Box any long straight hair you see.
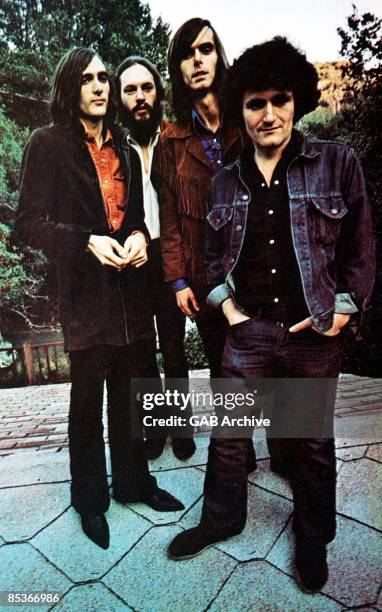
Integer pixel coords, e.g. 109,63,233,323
168,18,228,125
49,47,116,126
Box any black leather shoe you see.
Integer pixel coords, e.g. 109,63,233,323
295,538,328,593
143,486,185,511
114,485,185,512
172,437,196,460
168,524,235,560
80,513,109,549
145,437,167,460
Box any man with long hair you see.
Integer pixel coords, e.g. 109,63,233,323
16,47,183,550
115,56,191,461
160,18,256,469
168,38,374,594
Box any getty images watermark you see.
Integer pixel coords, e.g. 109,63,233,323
141,388,270,430
130,377,374,439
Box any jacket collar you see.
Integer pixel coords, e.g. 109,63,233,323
166,118,243,169
299,135,321,159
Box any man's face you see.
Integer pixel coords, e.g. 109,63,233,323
120,64,157,122
180,26,218,93
242,89,295,152
79,55,110,120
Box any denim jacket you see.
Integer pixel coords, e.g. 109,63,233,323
205,132,375,333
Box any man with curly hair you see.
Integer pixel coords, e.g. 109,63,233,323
168,38,375,593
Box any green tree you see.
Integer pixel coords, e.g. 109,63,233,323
0,105,28,209
0,106,48,329
337,4,382,92
337,6,382,376
0,0,170,103
0,221,47,329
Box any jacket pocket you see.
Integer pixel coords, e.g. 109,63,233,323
310,196,348,246
207,206,233,231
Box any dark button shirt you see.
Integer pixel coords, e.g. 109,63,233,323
233,132,309,323
192,109,224,174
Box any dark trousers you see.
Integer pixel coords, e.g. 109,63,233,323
195,306,228,381
69,341,155,515
148,240,189,381
201,318,346,543
144,240,190,438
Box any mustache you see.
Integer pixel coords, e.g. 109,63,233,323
132,102,152,113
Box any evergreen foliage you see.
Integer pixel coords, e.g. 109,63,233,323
0,0,170,100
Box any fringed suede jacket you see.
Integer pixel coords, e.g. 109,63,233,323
159,122,244,304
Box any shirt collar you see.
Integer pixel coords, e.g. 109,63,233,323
84,128,113,145
191,108,222,138
241,129,303,181
242,129,302,165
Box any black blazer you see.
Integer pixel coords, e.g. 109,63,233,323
16,121,155,351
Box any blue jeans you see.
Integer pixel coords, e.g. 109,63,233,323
201,318,346,543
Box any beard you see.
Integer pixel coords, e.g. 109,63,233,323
120,101,162,146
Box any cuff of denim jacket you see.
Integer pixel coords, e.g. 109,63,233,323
171,278,188,293
206,283,230,309
335,292,359,314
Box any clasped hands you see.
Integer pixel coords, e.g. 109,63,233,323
87,232,147,271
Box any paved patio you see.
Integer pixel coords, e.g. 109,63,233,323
0,372,381,611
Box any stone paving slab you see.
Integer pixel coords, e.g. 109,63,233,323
0,376,380,610
336,445,368,461
148,436,209,472
248,458,292,500
195,436,271,465
0,543,72,611
337,458,382,530
267,515,382,608
334,413,382,446
2,374,380,455
209,560,342,611
53,582,131,610
32,503,152,583
366,443,382,463
251,436,270,460
178,497,204,530
0,482,70,542
121,467,204,525
0,449,70,488
215,483,293,561
350,608,381,611
103,524,237,611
